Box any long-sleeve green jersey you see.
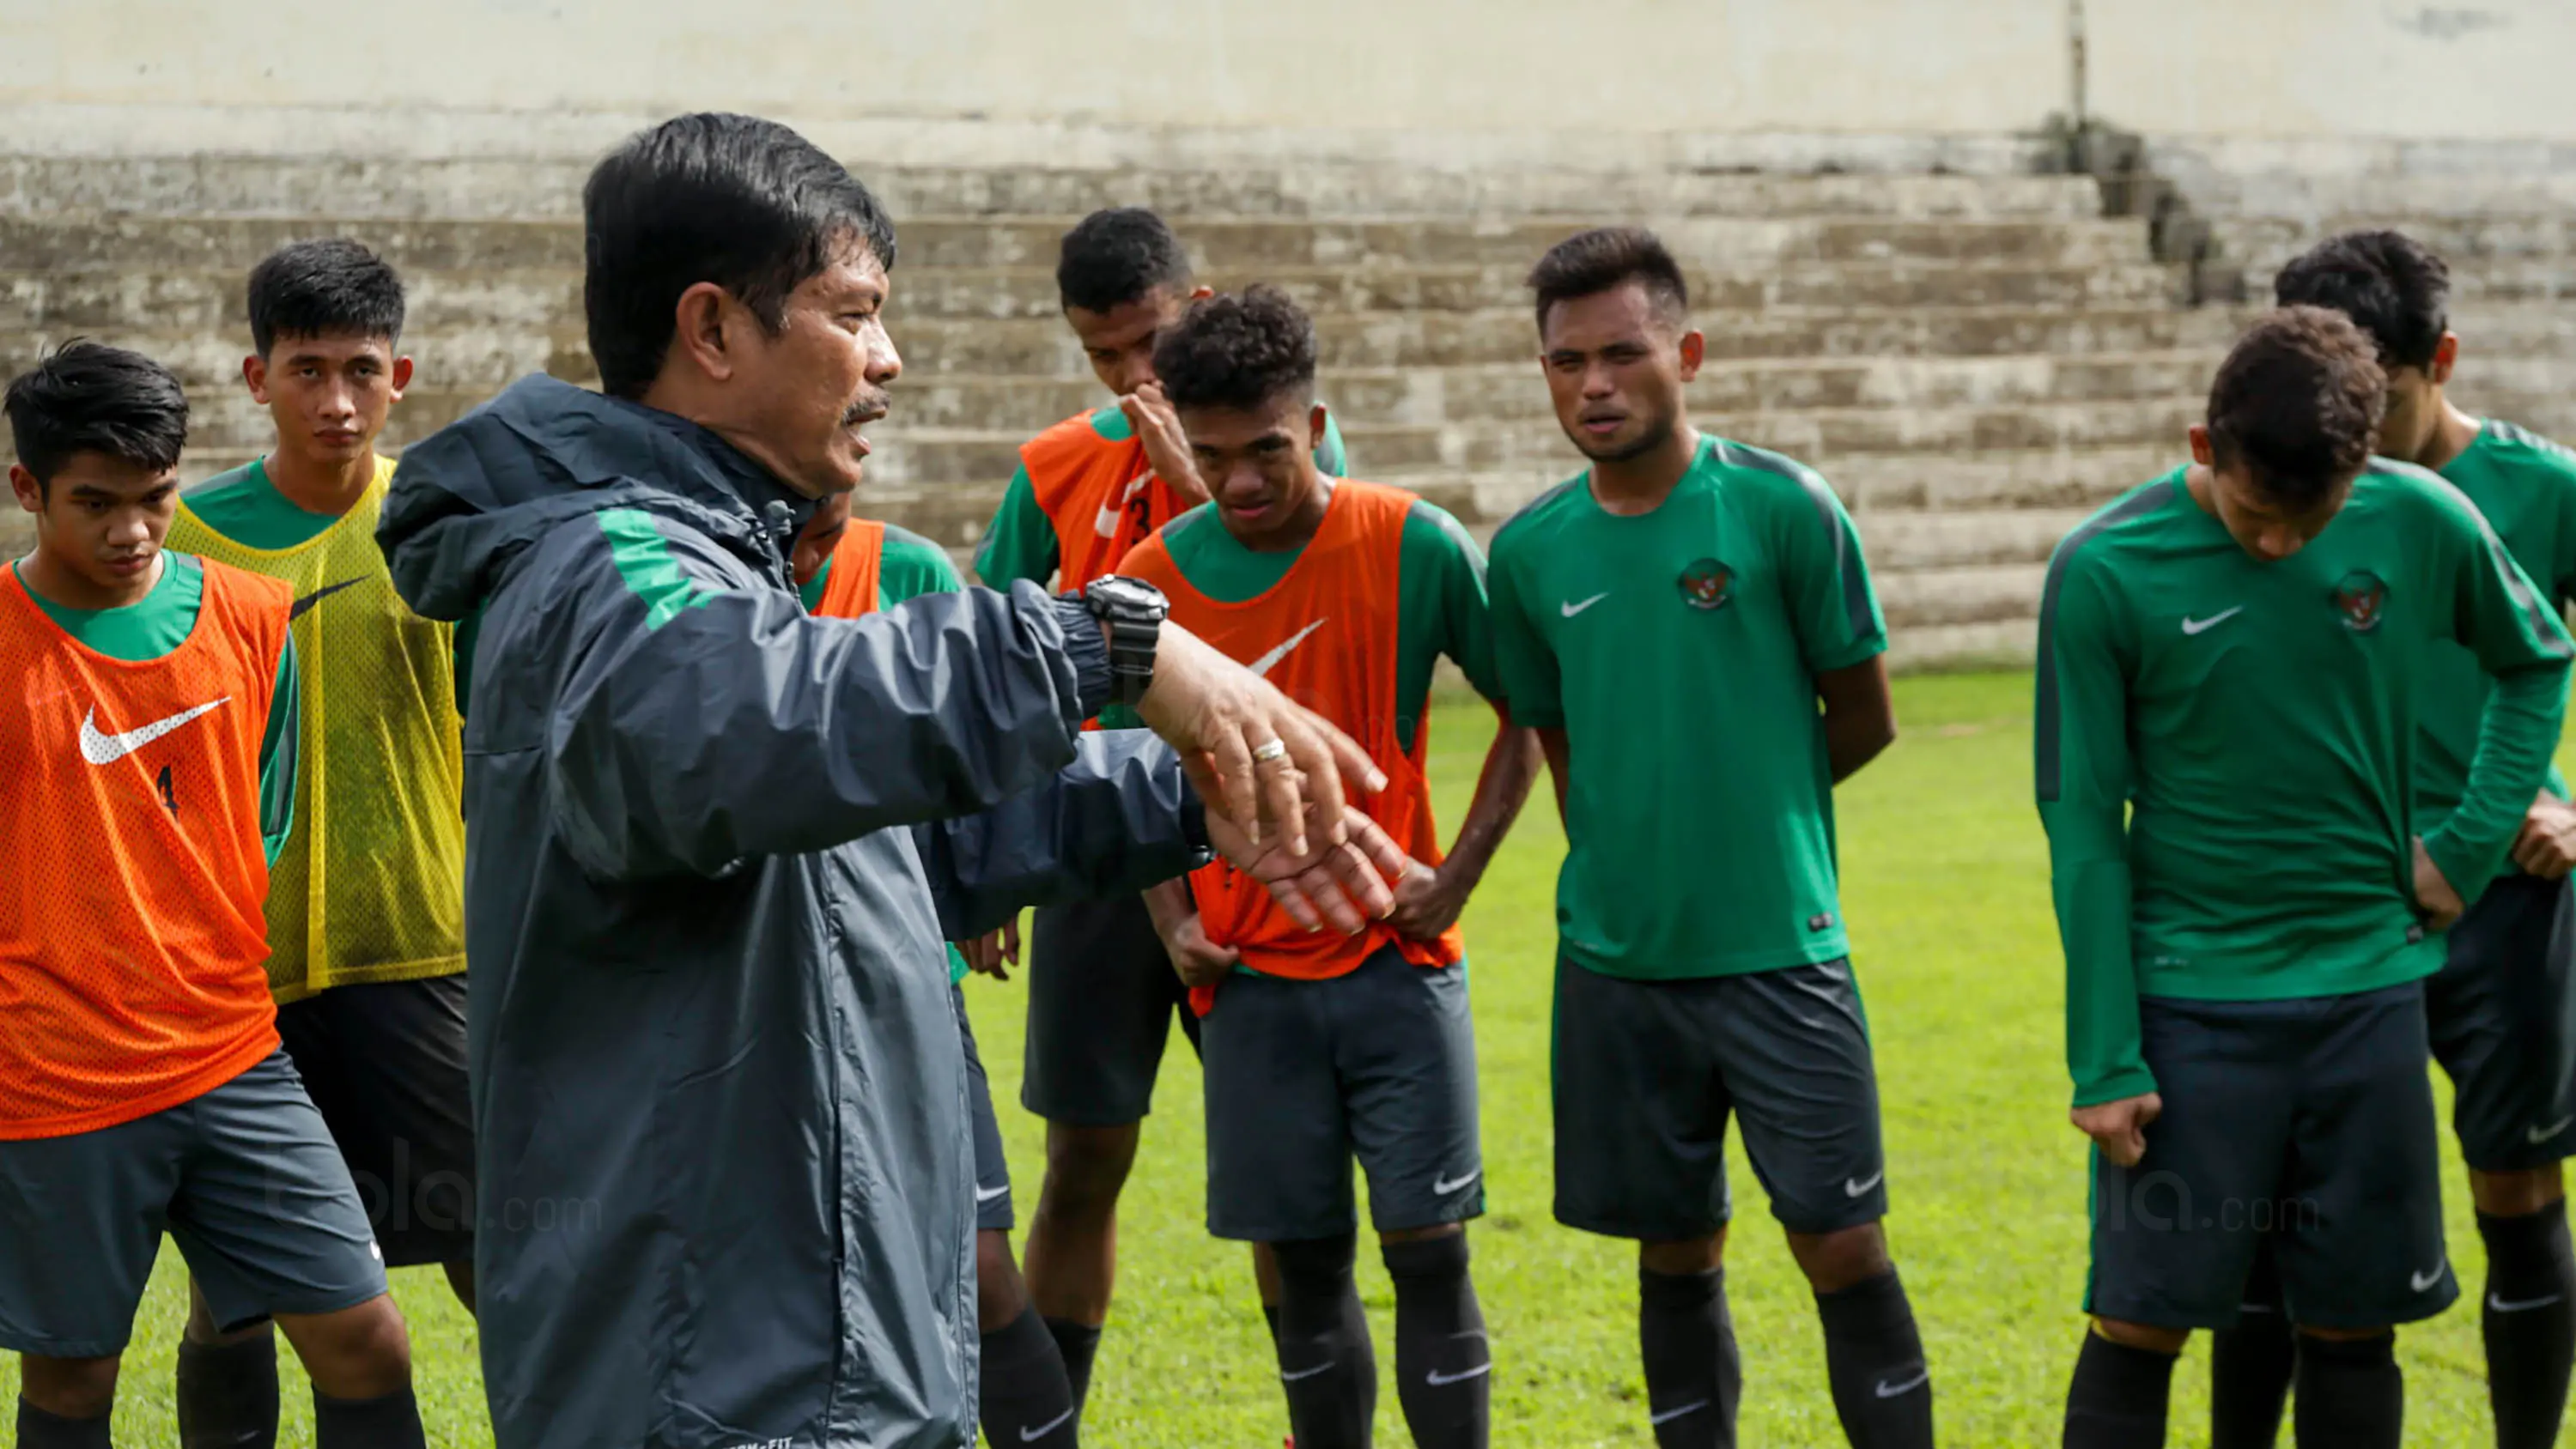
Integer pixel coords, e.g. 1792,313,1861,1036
2420,421,2576,832
2037,461,2573,1106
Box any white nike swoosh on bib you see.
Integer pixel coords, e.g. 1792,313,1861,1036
1561,591,1609,617
1248,619,1328,678
80,698,230,765
2181,605,2245,635
975,1184,1011,1203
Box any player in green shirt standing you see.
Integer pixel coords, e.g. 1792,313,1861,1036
1486,227,1928,1449
2202,233,2576,1449
2039,306,2574,1449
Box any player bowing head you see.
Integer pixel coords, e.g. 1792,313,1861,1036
2188,305,2385,561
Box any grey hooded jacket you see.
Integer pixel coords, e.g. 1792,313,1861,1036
377,375,1209,1449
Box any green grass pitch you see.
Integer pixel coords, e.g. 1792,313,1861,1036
5,670,2557,1445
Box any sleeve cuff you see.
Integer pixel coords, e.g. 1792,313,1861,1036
2071,1065,2159,1110
2421,828,2499,912
1047,593,1116,722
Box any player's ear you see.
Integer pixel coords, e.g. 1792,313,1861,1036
8,463,40,514
242,354,270,404
1190,284,1215,302
1308,403,1328,455
2430,331,2459,386
2187,422,2216,468
671,282,738,383
1677,329,1706,382
390,355,416,397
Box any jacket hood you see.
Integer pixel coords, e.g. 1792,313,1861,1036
377,373,817,622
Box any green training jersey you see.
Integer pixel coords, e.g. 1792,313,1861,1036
975,403,1349,588
2037,462,2573,1107
1487,434,1886,980
12,553,301,864
2421,421,2576,832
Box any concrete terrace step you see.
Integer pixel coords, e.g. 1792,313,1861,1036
0,257,2185,336
0,155,2104,223
0,213,2156,275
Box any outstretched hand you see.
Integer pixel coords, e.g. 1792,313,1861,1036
1137,621,1387,858
1204,802,1412,937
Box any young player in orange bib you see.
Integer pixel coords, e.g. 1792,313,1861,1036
1115,288,1540,1449
0,343,427,1448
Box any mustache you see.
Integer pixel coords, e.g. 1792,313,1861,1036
841,392,890,427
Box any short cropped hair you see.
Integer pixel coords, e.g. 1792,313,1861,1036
1056,208,1193,316
1151,285,1318,414
246,239,407,358
4,340,191,488
2271,230,2451,371
2206,306,2387,509
583,112,900,399
1526,226,1689,333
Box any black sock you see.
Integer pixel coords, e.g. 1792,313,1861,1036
16,1399,112,1449
2209,1240,2293,1449
2481,1203,2576,1449
2063,1330,2175,1449
312,1387,427,1449
1637,1266,1741,1449
1815,1270,1934,1449
981,1304,1079,1446
1264,1303,1284,1347
178,1332,282,1449
2290,1331,2399,1449
1042,1318,1103,1418
1383,1234,1490,1449
1272,1233,1377,1449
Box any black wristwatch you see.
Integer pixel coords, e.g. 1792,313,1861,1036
1083,575,1168,706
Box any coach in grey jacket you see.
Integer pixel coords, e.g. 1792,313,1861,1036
377,113,1400,1449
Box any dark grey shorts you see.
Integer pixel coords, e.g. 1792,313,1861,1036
1552,957,1888,1240
1020,895,1200,1127
2429,871,2576,1172
0,1051,390,1357
276,973,476,1267
1201,944,1482,1242
2087,982,2454,1331
953,983,1014,1234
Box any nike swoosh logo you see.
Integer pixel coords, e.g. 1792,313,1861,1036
1874,1367,1930,1398
2492,1291,2566,1313
1280,1361,1335,1381
975,1184,1010,1203
2412,1264,2448,1293
1425,1362,1492,1387
1018,1407,1075,1441
1649,1399,1708,1426
1432,1167,1481,1197
289,577,364,620
1561,591,1609,618
1844,1170,1885,1198
2181,605,2245,635
1247,619,1327,679
79,699,230,765
2530,1115,2574,1144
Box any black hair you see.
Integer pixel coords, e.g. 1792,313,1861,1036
2271,229,2451,371
246,238,407,358
2206,306,2387,509
1056,207,1193,316
1151,284,1318,415
1527,225,1690,333
4,340,190,490
583,112,900,399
